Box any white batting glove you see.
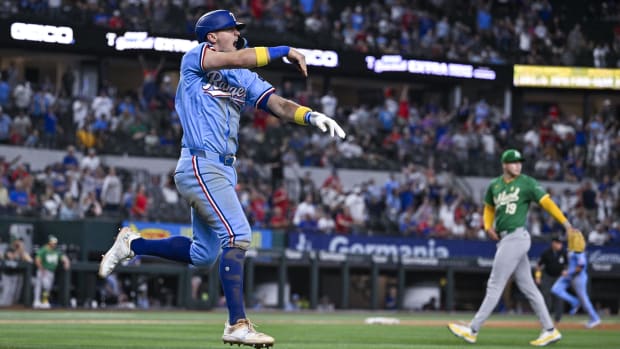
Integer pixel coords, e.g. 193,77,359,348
308,111,346,139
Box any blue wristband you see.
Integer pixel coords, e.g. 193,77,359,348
267,46,290,60
304,111,312,124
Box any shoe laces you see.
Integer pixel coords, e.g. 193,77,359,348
236,319,259,333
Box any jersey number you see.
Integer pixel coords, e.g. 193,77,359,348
505,203,517,215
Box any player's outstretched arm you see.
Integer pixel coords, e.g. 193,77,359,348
266,94,346,139
202,46,307,76
538,194,572,230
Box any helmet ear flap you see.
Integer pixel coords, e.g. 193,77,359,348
235,37,248,50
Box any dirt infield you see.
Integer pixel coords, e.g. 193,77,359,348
399,319,620,330
1,318,618,330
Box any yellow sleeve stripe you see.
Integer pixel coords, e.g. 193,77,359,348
483,204,495,231
294,106,312,125
255,47,269,67
539,194,568,224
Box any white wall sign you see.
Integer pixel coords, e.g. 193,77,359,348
10,22,74,45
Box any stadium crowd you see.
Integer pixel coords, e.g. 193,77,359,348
0,0,618,245
5,0,620,67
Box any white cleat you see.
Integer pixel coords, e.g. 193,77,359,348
529,328,561,346
98,227,140,278
222,319,275,348
447,323,477,344
585,319,601,329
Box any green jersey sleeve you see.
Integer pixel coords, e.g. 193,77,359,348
484,183,495,206
525,175,547,202
484,177,500,206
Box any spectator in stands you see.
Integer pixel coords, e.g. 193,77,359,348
160,174,178,205
293,193,316,227
297,212,319,233
72,96,88,129
249,188,267,227
0,106,11,144
12,110,31,142
62,145,79,169
335,206,353,234
12,80,32,113
0,77,9,110
91,89,114,121
100,166,123,216
588,224,609,246
0,180,9,214
130,184,149,219
269,206,289,230
76,123,97,151
40,184,62,218
42,105,60,148
316,206,335,233
579,181,598,223
344,186,367,228
80,148,101,172
81,191,103,217
58,194,81,220
138,55,165,109
9,178,35,216
320,90,337,118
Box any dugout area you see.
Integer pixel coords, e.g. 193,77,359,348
3,247,620,315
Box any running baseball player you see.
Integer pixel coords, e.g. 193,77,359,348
448,149,576,346
99,9,345,348
34,235,70,308
551,230,601,328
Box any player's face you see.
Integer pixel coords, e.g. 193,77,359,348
503,162,522,177
212,28,240,52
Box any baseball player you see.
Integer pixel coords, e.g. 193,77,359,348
99,9,345,348
33,235,70,308
551,231,601,328
448,149,578,347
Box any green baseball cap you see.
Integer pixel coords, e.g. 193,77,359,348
501,149,525,163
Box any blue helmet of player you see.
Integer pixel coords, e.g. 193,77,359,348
195,10,246,43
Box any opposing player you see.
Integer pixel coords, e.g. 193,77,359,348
551,230,601,328
448,149,577,346
34,235,70,308
99,9,345,348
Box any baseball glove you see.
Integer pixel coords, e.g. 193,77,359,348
567,228,586,252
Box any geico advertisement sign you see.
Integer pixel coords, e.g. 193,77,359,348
283,48,339,68
11,22,74,44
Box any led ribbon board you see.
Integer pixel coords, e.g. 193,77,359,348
514,64,620,89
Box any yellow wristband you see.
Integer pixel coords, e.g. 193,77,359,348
294,106,312,125
535,270,542,279
255,47,269,67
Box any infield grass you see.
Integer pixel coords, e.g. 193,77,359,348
0,310,618,349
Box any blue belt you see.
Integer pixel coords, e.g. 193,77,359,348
189,148,236,166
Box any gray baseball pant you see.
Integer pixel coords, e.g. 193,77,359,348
471,228,554,332
34,269,55,303
0,274,24,305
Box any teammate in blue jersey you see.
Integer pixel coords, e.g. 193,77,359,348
99,9,346,348
551,245,601,328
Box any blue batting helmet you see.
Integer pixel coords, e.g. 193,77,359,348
195,10,246,43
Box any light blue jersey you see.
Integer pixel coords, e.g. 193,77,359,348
552,251,600,324
173,42,274,265
175,42,274,154
566,251,587,277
